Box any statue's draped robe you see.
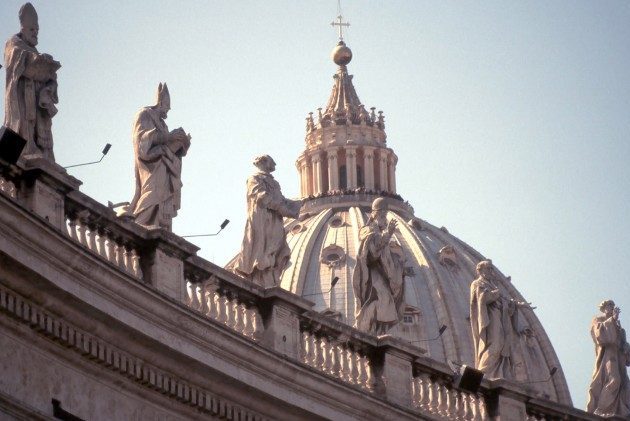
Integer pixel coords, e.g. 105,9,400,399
352,222,404,334
586,314,630,417
470,277,520,379
130,107,186,230
231,171,299,287
4,34,57,160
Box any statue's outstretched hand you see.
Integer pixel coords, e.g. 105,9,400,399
387,219,398,235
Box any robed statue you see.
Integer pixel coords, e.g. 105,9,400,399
586,300,630,418
130,83,190,231
4,3,60,161
229,155,301,287
353,197,405,335
470,260,533,379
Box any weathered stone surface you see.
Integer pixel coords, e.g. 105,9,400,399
353,197,405,335
229,155,301,287
586,300,630,418
4,3,60,162
129,83,191,231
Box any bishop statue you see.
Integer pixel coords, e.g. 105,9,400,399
4,3,60,161
129,83,190,231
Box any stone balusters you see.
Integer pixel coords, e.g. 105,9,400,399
65,213,143,279
300,330,373,392
0,175,17,199
411,372,487,420
184,278,263,341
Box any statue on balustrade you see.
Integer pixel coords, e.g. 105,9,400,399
469,260,533,379
353,197,405,335
4,3,60,161
586,300,630,418
130,83,191,231
229,155,301,287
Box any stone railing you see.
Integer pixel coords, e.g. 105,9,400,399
299,321,375,392
2,156,605,420
0,174,17,199
184,257,264,341
412,370,486,420
64,190,147,280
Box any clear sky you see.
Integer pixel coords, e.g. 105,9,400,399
1,0,629,410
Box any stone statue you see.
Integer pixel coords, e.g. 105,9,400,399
4,3,60,161
586,300,630,417
129,83,190,231
469,260,532,379
353,197,405,335
230,155,301,287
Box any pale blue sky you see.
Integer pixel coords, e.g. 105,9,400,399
2,0,629,409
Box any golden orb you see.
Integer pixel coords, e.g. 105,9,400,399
331,41,352,66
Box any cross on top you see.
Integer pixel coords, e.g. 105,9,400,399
331,14,350,41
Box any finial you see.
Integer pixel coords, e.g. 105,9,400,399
331,1,350,42
330,2,352,66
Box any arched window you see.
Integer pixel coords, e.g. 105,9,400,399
339,165,347,190
357,165,364,187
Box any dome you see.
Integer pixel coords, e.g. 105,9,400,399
281,194,571,404
229,39,573,406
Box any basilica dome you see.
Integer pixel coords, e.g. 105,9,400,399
234,40,573,405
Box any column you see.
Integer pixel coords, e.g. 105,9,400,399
327,148,339,191
311,154,323,195
388,153,397,194
304,157,313,197
363,146,375,190
379,151,389,192
300,163,308,197
346,146,358,189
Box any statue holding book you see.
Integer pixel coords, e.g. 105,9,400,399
130,83,191,231
4,3,61,161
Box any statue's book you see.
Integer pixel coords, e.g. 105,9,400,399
28,55,61,81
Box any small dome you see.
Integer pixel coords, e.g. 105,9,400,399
331,41,352,66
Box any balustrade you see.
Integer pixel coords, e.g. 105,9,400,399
65,213,142,279
300,329,374,392
0,175,17,199
184,275,263,342
411,372,486,420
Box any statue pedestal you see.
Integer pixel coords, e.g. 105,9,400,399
20,157,81,231
145,228,199,301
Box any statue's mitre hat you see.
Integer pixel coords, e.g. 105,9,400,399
156,82,170,106
19,3,38,26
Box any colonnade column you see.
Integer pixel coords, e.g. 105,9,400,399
379,150,389,192
388,153,397,194
327,148,339,191
304,160,313,196
346,146,358,189
311,154,323,195
363,146,375,190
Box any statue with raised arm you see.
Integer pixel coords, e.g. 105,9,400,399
470,260,532,379
4,3,60,161
353,197,405,335
586,300,630,418
230,155,301,287
129,83,190,231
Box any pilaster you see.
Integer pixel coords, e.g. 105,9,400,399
346,146,358,189
327,148,339,191
363,146,375,190
388,152,397,194
378,151,389,192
